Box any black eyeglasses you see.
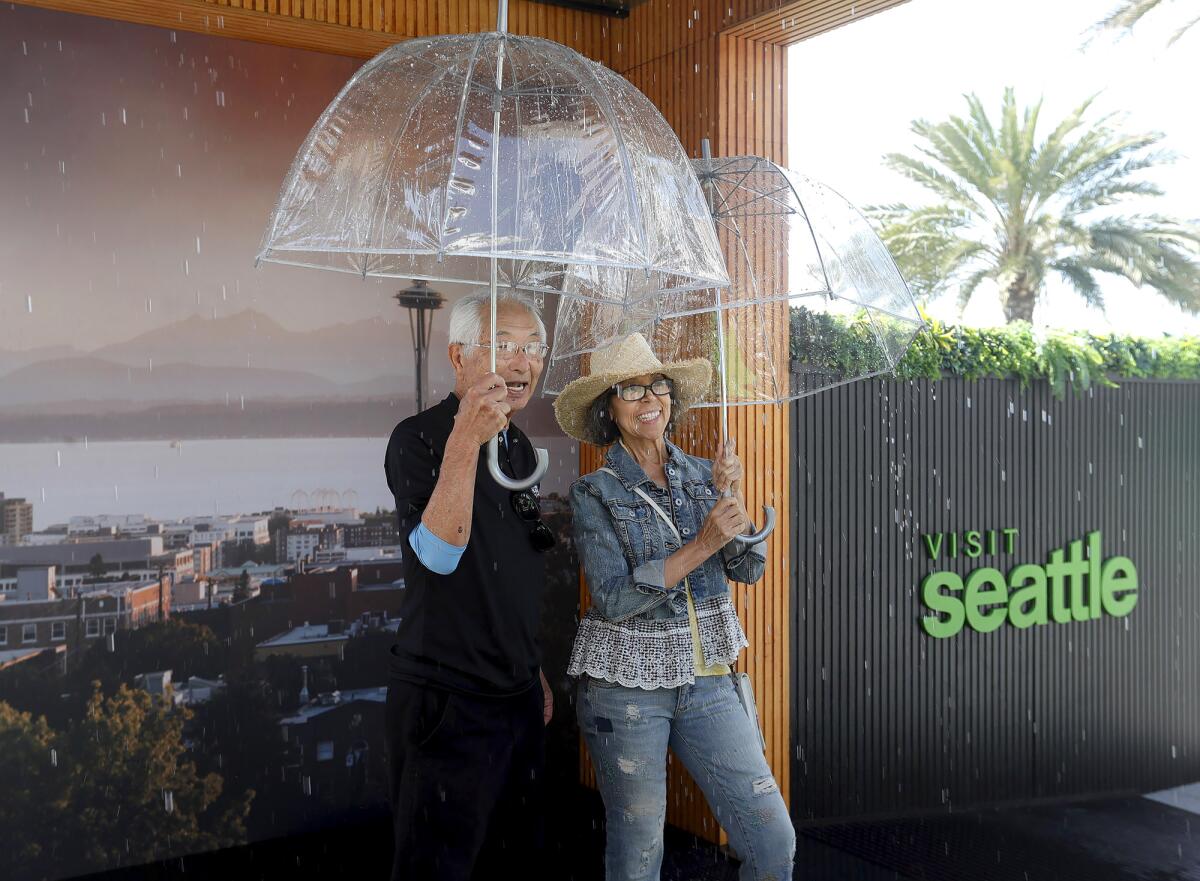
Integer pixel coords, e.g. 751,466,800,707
613,377,674,402
511,490,556,553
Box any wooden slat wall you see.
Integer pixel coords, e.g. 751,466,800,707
725,0,910,45
15,0,613,62
13,0,903,848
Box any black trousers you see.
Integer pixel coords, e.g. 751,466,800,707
386,678,545,881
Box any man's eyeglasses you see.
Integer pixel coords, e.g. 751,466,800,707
466,341,550,361
510,490,556,553
613,377,674,402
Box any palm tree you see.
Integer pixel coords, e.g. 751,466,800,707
870,89,1200,324
1090,0,1200,47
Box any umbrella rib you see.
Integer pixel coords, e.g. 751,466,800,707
714,181,797,217
710,163,759,214
436,37,487,257
572,59,651,283
357,56,466,275
259,44,403,263
792,182,834,297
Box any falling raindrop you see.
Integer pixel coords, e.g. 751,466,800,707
27,295,33,313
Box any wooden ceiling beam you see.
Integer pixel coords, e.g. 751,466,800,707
12,0,403,58
724,0,908,45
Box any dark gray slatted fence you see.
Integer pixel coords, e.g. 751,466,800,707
790,377,1200,822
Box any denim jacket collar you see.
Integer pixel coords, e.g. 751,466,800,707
602,439,686,491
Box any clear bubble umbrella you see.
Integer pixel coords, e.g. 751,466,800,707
256,0,728,490
544,142,925,542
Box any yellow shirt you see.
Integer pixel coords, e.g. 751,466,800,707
686,582,731,676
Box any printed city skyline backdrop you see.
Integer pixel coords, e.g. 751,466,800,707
0,2,577,533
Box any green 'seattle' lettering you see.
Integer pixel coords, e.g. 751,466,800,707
920,530,1137,638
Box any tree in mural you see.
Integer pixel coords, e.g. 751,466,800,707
869,89,1200,323
0,703,69,878
0,685,253,879
233,568,252,603
58,684,253,874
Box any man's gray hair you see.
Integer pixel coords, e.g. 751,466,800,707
446,287,547,347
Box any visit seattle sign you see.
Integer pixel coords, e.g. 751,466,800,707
919,529,1139,638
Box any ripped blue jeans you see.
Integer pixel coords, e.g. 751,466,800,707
578,674,796,880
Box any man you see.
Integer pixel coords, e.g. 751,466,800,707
383,288,555,880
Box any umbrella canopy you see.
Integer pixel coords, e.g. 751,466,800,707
542,153,925,545
256,8,729,490
256,30,727,304
543,156,925,406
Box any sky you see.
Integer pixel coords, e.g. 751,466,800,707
788,0,1200,335
0,4,390,352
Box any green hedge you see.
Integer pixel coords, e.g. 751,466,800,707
892,317,1200,396
786,307,1200,398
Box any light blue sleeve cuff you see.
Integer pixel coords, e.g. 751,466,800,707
408,522,467,575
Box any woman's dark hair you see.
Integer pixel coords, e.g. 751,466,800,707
586,386,679,446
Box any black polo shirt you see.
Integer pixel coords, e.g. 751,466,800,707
383,393,546,696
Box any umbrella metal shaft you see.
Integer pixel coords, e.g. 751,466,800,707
702,139,732,454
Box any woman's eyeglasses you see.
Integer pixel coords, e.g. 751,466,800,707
510,490,556,553
613,377,674,402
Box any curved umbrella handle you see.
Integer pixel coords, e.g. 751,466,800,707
733,505,776,547
486,435,549,492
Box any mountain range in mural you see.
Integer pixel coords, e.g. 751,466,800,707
0,308,564,441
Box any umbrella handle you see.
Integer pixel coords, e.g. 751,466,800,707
733,505,776,546
486,435,549,492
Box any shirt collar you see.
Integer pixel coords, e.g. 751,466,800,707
603,438,683,490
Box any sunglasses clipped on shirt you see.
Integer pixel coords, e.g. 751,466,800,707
612,376,674,402
510,490,556,553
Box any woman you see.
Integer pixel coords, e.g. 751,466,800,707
553,333,795,880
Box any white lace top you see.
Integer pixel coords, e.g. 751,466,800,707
566,593,749,689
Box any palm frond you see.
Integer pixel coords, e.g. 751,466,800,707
1051,259,1105,309
1168,10,1200,44
883,152,988,215
878,88,1198,324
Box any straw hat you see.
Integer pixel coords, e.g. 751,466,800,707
552,333,712,445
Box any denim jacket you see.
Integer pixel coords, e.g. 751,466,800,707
569,439,767,623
